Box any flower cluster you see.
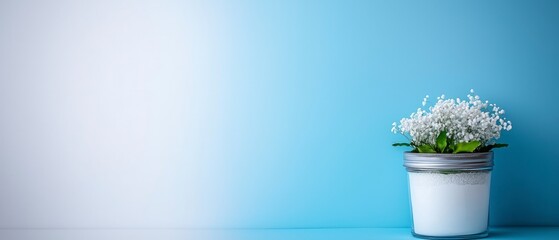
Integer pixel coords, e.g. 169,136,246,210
391,89,512,146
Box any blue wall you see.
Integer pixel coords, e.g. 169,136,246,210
215,0,559,227
0,0,558,229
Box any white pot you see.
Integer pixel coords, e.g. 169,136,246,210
404,152,493,239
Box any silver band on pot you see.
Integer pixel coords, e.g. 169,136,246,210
404,152,494,171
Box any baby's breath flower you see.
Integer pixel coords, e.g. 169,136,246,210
422,95,429,106
393,90,512,146
391,122,398,133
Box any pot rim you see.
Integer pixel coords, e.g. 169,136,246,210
404,151,494,171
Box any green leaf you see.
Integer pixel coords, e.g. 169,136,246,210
392,143,411,147
446,144,455,153
453,141,481,153
491,143,509,149
478,143,509,152
417,145,437,153
436,131,447,153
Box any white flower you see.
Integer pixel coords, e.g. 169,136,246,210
422,95,429,106
392,90,512,145
391,122,398,133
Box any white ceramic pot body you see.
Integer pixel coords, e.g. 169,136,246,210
404,152,493,239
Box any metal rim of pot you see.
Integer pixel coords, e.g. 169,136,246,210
403,152,494,171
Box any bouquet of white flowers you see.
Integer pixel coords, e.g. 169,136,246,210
392,89,512,153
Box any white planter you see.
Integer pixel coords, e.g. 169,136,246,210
404,152,493,239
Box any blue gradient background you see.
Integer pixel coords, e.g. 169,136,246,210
0,0,558,229
216,0,559,227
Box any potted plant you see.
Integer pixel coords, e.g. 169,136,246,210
392,89,512,239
